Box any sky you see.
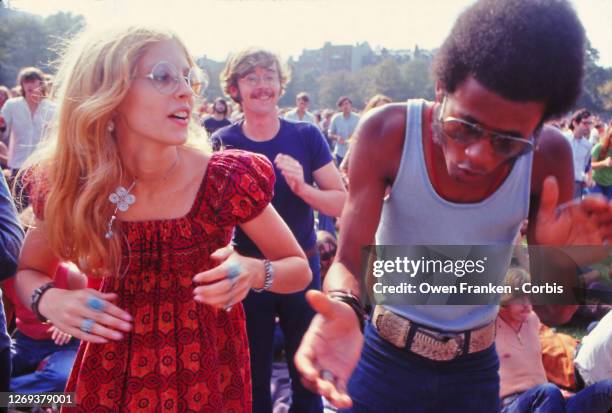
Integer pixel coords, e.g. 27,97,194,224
6,0,612,67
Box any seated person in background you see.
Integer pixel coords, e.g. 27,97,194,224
497,267,612,413
4,263,83,393
316,230,336,282
574,310,612,388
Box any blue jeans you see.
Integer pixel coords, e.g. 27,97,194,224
501,380,612,413
589,183,612,200
501,383,565,413
10,331,80,393
567,379,612,413
244,254,322,413
339,323,500,413
573,181,586,199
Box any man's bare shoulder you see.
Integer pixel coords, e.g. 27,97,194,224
352,103,407,179
531,124,573,196
534,125,572,160
358,103,407,142
531,125,574,206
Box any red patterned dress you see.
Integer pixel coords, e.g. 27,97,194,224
60,150,275,412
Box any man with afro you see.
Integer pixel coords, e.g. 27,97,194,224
295,0,612,411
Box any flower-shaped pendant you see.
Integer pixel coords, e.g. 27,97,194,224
109,186,136,212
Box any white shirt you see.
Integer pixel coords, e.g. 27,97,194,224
574,311,612,386
284,109,318,126
564,131,592,182
1,97,55,170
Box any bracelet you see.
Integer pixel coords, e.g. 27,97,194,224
253,259,274,293
31,281,55,323
327,289,366,333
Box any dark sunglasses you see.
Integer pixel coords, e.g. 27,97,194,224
437,96,536,158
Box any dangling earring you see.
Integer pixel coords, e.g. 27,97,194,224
107,119,115,133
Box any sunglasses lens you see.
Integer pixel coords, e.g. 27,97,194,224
444,119,531,157
491,136,532,157
443,120,480,145
151,62,178,95
188,67,207,95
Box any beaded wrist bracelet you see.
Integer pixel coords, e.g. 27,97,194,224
327,289,366,332
31,281,55,323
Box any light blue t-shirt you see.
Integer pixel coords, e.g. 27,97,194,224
329,112,359,158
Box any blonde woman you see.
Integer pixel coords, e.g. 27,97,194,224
15,26,311,412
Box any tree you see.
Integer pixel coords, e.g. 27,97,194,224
368,58,405,101
318,71,358,109
0,10,84,87
574,41,612,116
599,80,612,112
400,59,435,101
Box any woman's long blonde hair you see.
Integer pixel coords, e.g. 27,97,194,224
24,25,204,277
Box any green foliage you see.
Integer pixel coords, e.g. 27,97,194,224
0,10,84,87
574,42,612,116
277,54,435,110
1,7,609,117
599,81,612,112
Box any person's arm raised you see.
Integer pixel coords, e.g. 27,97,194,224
528,126,612,325
274,154,346,217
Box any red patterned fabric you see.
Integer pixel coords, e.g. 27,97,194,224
61,150,275,412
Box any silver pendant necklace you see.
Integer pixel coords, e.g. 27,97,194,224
105,180,137,239
105,151,181,239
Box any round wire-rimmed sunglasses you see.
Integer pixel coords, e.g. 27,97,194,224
137,61,207,96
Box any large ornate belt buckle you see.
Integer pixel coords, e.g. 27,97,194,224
411,328,464,361
376,309,409,348
469,323,496,353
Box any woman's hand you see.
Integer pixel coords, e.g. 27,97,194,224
193,245,265,310
38,288,133,344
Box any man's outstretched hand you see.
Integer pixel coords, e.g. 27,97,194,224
535,176,612,245
294,290,364,409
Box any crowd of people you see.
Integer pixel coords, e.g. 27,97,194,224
0,0,612,412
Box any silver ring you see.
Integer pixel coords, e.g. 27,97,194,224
227,263,242,281
80,318,95,334
227,263,241,291
86,296,105,312
320,369,335,383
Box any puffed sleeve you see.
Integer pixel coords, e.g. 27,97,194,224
208,149,275,226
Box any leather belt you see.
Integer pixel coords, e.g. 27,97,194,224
372,305,496,361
